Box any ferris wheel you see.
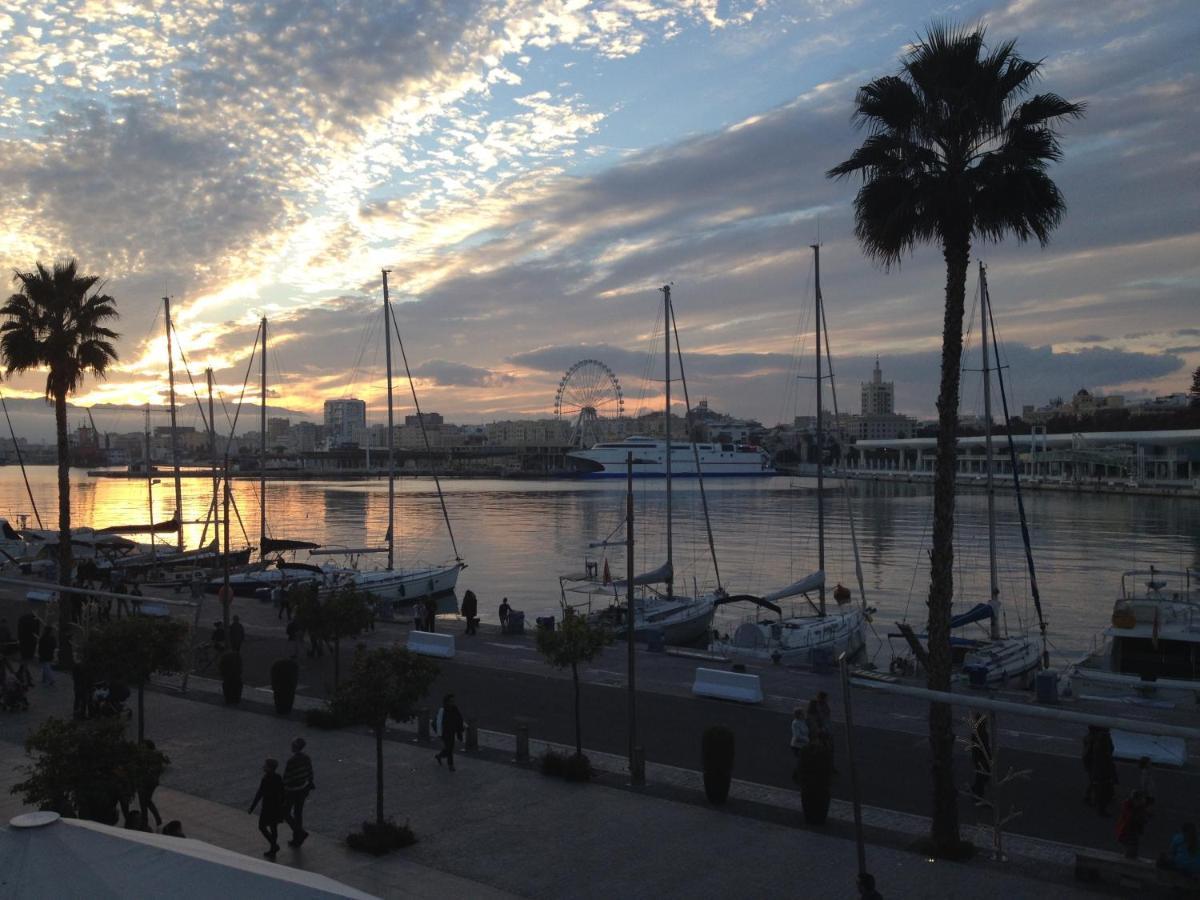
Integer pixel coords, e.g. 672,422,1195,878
554,359,624,447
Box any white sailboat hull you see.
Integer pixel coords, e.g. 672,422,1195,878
713,605,866,666
961,635,1042,686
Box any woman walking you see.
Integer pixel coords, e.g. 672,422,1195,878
249,758,286,858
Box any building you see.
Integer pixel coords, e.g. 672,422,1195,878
405,412,443,428
861,357,894,416
289,421,321,453
323,398,366,448
267,417,291,446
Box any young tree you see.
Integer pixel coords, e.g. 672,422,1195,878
1,260,119,670
336,646,439,828
828,24,1082,855
324,586,375,690
535,612,610,758
84,616,188,743
13,716,165,824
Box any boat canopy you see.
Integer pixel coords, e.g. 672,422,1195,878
950,603,994,629
261,537,321,553
613,560,673,589
98,514,181,535
762,570,824,604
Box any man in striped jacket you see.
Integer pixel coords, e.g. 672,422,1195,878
283,737,315,847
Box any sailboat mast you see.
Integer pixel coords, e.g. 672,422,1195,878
813,245,826,617
383,271,396,572
980,263,1001,640
164,297,183,553
661,285,673,602
145,403,156,562
259,317,268,560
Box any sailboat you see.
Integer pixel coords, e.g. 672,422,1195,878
709,244,867,665
956,263,1044,686
559,285,723,646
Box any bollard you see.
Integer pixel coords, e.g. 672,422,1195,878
465,718,479,752
630,745,646,787
514,721,530,763
416,707,430,743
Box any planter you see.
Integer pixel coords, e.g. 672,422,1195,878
798,743,832,825
270,659,299,714
219,652,243,706
701,725,735,806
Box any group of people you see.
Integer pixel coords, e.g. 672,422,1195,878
0,613,58,711
249,737,316,859
789,690,835,757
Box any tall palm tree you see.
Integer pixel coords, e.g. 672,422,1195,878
1,260,120,669
828,23,1082,855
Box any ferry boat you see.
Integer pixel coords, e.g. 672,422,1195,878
567,436,773,477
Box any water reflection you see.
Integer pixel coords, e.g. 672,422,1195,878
2,468,1198,660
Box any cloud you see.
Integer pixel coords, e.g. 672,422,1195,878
409,359,516,387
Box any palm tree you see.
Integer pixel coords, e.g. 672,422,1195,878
828,23,1082,855
1,260,120,669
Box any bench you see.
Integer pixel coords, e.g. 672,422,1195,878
407,630,456,659
136,602,169,618
1075,852,1198,893
692,667,763,704
25,590,56,604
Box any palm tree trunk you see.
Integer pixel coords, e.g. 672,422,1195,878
572,661,582,757
54,390,75,671
926,228,971,855
375,721,384,826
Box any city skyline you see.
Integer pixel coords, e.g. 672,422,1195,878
0,1,1195,430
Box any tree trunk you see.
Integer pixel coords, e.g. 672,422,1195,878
54,390,75,671
572,661,582,757
333,636,340,692
375,722,384,826
137,681,145,743
926,228,972,855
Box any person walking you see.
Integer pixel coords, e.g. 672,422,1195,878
283,737,315,848
815,692,834,751
968,712,991,801
790,706,809,757
16,612,39,686
461,590,478,635
37,625,57,687
249,758,286,859
137,739,166,830
434,694,465,771
498,598,511,629
1116,789,1150,859
229,615,245,654
1137,756,1157,808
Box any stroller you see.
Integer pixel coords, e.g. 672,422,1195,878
92,680,131,719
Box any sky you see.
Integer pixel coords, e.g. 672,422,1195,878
0,0,1196,440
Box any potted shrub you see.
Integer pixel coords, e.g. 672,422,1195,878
219,652,243,705
270,658,299,714
701,725,735,805
798,743,833,825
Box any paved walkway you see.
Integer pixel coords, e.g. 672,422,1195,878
0,677,1101,898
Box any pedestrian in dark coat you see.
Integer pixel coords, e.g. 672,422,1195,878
229,616,245,654
37,626,57,687
434,694,465,771
16,613,39,685
461,590,478,635
968,712,991,800
249,758,285,858
498,598,511,628
1084,726,1118,815
283,737,315,847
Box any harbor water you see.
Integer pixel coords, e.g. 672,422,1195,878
2,466,1198,665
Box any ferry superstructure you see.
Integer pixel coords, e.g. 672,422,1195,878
566,436,773,477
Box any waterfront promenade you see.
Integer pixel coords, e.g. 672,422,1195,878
0,660,1101,898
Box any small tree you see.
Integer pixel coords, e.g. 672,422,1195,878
336,646,439,831
12,716,164,824
84,616,188,743
535,612,609,758
324,586,375,690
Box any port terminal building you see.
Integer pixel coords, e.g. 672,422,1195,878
853,429,1200,486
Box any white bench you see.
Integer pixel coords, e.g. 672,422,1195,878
692,667,763,704
25,590,56,604
136,602,170,618
407,630,456,659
